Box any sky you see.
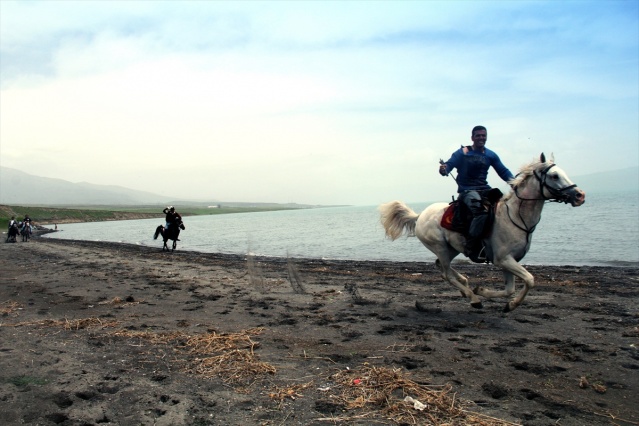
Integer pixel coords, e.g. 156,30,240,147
1,1,637,206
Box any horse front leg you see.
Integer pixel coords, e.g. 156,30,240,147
473,270,516,299
493,257,535,312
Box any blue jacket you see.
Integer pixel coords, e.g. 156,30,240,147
442,146,514,193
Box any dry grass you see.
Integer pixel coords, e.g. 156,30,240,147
182,327,276,385
109,329,184,344
319,365,520,425
109,326,276,387
0,301,22,317
97,296,142,306
189,349,276,386
3,316,518,425
4,317,119,330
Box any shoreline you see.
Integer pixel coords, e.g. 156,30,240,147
36,233,639,269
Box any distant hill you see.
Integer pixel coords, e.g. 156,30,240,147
0,167,327,208
0,166,175,205
4,165,631,207
571,166,638,194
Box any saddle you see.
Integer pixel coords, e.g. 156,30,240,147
441,188,503,262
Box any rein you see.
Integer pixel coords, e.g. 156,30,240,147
504,201,539,244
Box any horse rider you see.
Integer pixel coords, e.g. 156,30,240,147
22,214,32,235
439,125,514,262
162,206,182,234
8,216,16,229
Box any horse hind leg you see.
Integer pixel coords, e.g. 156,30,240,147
436,256,482,309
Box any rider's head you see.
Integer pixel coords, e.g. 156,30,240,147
170,206,175,212
471,126,487,151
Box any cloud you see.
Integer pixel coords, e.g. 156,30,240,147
1,1,637,205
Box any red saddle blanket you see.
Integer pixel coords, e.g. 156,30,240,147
441,203,462,232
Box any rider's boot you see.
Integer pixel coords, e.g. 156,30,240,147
465,214,488,263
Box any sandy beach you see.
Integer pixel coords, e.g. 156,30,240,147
1,237,638,425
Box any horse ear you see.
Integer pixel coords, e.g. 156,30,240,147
540,153,546,163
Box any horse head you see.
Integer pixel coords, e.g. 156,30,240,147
510,153,585,207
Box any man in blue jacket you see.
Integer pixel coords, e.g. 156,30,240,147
439,126,514,262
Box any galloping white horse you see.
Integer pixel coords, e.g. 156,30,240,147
379,154,585,312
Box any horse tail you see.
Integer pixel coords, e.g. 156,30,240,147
153,225,162,240
379,201,419,241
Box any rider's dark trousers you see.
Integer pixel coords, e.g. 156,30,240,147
460,190,488,249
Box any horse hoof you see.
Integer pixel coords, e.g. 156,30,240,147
471,301,483,309
503,302,515,313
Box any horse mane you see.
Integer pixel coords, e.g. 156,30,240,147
503,154,555,201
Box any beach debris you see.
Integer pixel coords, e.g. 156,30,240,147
404,395,427,410
0,301,22,317
320,364,516,425
4,317,119,330
579,376,589,388
268,381,313,402
592,383,607,393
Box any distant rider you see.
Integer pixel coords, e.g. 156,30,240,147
22,214,32,235
162,206,182,233
6,216,19,242
439,126,514,262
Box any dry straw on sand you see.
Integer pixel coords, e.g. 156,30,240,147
2,312,518,425
0,301,22,317
320,365,519,425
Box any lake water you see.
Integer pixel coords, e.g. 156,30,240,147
43,191,639,267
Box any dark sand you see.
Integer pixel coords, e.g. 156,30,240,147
1,237,638,425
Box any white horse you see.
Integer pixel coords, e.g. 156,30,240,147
379,153,586,312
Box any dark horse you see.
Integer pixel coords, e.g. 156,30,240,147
21,223,31,242
6,223,19,243
153,220,185,252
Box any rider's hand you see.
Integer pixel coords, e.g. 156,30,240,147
439,164,448,176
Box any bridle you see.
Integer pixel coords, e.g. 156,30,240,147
514,163,577,203
506,163,577,241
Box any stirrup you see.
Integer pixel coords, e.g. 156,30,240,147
465,244,488,263
474,246,488,263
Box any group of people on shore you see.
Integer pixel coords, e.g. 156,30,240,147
6,215,32,242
